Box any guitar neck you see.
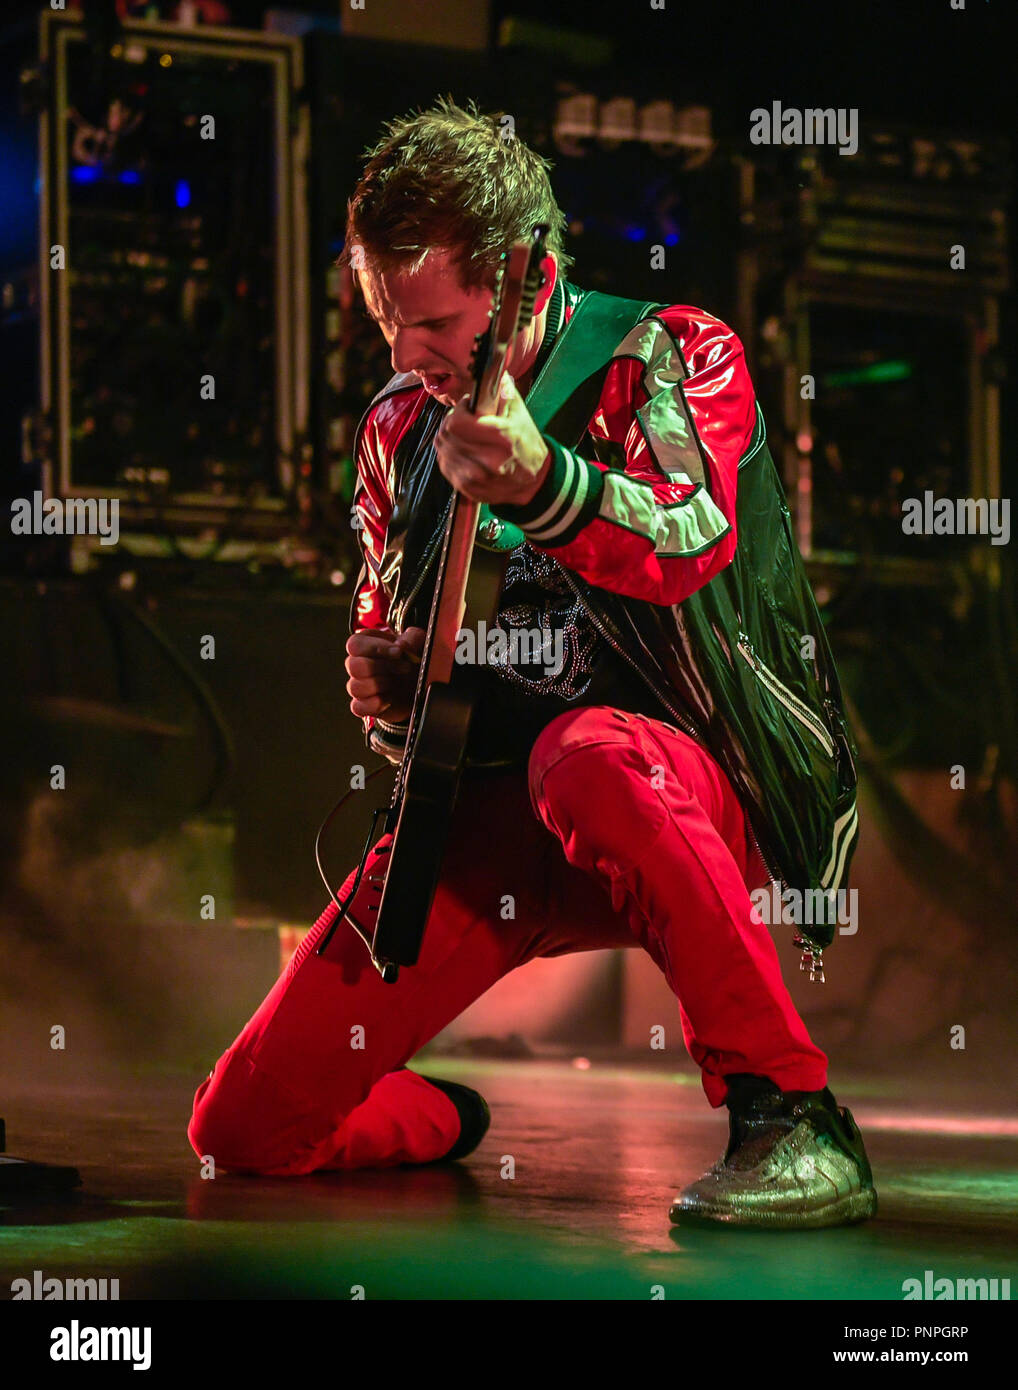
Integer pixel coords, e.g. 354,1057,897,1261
423,308,514,687
470,340,509,418
396,232,547,779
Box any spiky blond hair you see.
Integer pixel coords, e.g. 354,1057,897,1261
339,95,572,288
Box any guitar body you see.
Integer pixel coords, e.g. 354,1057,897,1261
370,542,508,969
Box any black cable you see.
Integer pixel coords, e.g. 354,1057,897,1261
313,768,393,955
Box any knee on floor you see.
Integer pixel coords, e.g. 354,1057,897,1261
187,1061,312,1176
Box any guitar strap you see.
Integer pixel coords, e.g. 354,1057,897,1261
525,289,666,447
473,288,665,552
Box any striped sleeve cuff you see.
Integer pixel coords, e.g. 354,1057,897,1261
490,436,605,548
366,717,410,764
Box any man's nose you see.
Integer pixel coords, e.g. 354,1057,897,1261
389,327,424,376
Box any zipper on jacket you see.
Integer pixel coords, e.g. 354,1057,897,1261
736,632,836,979
735,633,837,759
391,491,453,633
823,695,856,782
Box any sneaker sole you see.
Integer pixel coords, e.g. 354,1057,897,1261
670,1185,877,1230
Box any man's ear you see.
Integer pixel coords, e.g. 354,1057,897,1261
532,253,558,318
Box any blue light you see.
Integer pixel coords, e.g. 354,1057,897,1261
70,165,101,184
625,225,646,242
119,169,141,185
664,232,680,246
174,179,191,209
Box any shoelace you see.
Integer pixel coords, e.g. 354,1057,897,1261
724,1114,801,1170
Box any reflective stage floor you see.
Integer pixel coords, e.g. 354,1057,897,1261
1,1054,1016,1300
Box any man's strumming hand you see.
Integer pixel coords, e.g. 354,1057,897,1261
345,626,426,724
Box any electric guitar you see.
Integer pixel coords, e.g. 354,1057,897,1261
353,223,550,982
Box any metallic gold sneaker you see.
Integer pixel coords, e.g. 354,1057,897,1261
670,1073,878,1229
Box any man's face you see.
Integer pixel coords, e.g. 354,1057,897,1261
356,247,496,407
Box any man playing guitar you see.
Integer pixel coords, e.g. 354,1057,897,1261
189,97,876,1230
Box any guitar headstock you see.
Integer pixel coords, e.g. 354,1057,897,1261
468,223,550,414
517,223,550,333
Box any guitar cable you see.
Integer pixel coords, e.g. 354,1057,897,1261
314,765,394,956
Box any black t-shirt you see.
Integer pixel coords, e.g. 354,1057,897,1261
462,543,671,772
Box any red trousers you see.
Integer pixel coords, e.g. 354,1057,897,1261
188,706,828,1175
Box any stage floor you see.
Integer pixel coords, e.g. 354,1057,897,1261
2,1054,1016,1300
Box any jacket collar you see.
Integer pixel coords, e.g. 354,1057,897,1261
527,275,567,385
